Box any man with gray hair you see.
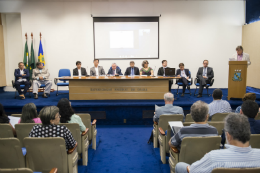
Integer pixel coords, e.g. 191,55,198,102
32,62,52,99
175,113,260,173
107,63,122,76
169,101,218,150
153,93,184,123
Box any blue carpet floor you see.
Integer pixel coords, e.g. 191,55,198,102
82,125,168,173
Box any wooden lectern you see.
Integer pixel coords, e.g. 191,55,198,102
228,61,247,100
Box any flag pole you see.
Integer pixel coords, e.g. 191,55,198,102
40,32,42,40
25,33,27,40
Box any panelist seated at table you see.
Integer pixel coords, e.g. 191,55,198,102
124,61,140,76
107,63,123,76
157,60,169,76
73,61,87,76
140,60,154,76
176,63,191,96
90,59,105,76
32,62,53,99
14,62,30,99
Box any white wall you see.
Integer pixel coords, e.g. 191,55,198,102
0,1,245,89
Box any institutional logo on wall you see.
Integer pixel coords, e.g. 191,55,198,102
232,69,242,81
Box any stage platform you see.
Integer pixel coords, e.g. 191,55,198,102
1,87,260,125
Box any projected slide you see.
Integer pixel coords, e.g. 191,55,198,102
94,22,159,59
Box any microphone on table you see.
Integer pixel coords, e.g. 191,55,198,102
151,66,156,77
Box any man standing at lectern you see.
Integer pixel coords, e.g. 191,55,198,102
196,60,214,98
231,46,251,65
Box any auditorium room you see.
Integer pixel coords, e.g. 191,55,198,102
1,0,260,173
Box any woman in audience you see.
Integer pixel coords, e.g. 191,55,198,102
57,98,86,132
140,60,154,76
18,103,41,123
235,93,257,113
0,103,16,136
29,106,77,150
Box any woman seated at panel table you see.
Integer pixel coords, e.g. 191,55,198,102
18,103,42,123
0,103,16,136
57,98,86,132
140,60,154,76
29,106,77,150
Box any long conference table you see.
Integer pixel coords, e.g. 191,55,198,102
56,76,180,100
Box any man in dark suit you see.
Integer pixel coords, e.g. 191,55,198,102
124,61,139,76
157,60,168,76
176,63,191,96
196,60,214,98
157,60,172,91
73,61,87,76
107,63,123,75
14,62,30,99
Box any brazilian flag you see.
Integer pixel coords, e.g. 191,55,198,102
38,40,45,66
23,40,29,69
29,40,36,79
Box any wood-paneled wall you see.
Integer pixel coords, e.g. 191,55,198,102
0,13,7,87
242,21,260,89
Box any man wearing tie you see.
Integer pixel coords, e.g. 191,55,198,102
196,60,214,98
32,62,52,99
14,62,30,99
157,60,173,91
176,63,191,97
73,61,87,76
107,63,123,76
124,61,140,76
231,46,251,65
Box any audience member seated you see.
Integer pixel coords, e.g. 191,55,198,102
90,59,105,76
107,63,123,76
57,98,86,132
235,93,257,113
241,100,260,134
32,62,52,99
29,106,77,150
124,61,140,76
208,89,232,120
153,93,184,123
140,60,154,76
176,63,191,96
175,113,260,173
0,103,16,136
14,62,30,99
73,61,87,76
169,101,218,150
18,103,41,123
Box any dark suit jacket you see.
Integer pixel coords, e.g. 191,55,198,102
14,69,29,81
124,67,140,75
73,67,87,76
176,69,191,78
196,67,214,80
157,67,170,76
107,67,123,75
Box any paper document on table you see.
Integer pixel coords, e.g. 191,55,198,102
9,116,20,127
229,58,236,61
169,121,183,134
155,104,161,111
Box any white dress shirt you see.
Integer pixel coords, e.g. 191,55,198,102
78,69,81,77
95,67,99,76
180,69,187,78
18,69,27,82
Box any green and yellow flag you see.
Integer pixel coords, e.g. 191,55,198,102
38,40,45,66
29,40,36,79
23,40,29,69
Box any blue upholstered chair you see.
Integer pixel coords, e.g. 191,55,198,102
12,80,32,99
54,69,71,96
194,78,214,96
175,71,193,96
